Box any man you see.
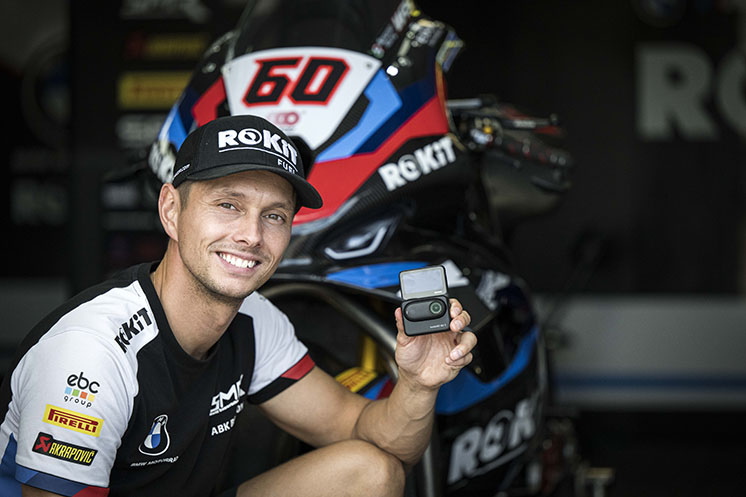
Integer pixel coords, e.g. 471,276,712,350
0,115,475,497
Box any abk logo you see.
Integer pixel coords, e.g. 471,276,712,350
216,127,299,174
115,307,153,353
209,374,246,416
43,405,103,437
33,432,98,466
139,414,170,456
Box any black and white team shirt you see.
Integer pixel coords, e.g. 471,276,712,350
0,262,314,496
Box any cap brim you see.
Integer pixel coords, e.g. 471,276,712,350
186,163,323,210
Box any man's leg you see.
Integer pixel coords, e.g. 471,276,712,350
236,439,406,497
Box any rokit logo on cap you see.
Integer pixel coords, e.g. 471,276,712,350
217,127,299,174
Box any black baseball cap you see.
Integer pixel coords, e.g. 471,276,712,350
172,115,323,209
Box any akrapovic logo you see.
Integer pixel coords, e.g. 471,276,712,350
33,432,98,466
217,127,298,174
378,136,456,191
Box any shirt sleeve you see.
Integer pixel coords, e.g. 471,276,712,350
241,293,314,404
8,329,136,493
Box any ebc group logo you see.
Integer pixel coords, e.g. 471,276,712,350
63,371,99,408
43,405,104,437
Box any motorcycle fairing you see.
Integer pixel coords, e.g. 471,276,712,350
149,12,454,228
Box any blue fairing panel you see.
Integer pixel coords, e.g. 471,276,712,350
316,70,402,163
435,326,539,415
326,261,427,289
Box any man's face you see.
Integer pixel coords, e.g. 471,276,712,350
175,170,295,303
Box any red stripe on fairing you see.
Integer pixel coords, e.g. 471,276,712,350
281,353,315,380
192,77,227,126
73,486,109,497
294,95,449,225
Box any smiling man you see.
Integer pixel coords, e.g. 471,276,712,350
0,115,475,497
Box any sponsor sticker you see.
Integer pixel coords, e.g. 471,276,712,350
335,367,378,393
117,72,192,109
43,405,104,437
63,371,99,408
209,375,247,416
33,432,98,466
139,414,170,456
447,395,538,485
377,136,457,191
115,307,153,353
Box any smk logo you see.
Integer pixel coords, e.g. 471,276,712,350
64,371,99,408
139,414,170,456
33,432,98,466
115,307,153,353
209,375,246,417
43,405,103,437
377,136,457,192
217,128,299,175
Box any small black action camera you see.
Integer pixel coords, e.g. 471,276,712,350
399,265,451,336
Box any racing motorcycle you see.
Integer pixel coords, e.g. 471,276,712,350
141,1,580,495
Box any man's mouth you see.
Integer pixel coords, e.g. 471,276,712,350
219,252,258,269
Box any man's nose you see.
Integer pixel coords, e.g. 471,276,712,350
234,213,263,247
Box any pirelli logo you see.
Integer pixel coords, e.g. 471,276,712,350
33,432,98,466
43,405,103,437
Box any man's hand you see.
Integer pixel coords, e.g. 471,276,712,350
394,298,476,390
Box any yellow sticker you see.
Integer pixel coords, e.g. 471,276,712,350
335,367,378,393
43,405,103,437
117,72,192,109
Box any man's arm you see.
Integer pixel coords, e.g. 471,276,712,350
259,299,474,465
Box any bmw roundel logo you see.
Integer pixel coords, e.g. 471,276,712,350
139,414,170,456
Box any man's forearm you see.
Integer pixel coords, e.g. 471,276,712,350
351,371,439,466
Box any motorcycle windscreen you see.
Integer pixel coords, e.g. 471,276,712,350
232,0,409,53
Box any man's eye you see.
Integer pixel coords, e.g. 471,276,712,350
218,202,237,210
266,213,286,224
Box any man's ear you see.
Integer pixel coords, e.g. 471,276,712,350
158,183,180,241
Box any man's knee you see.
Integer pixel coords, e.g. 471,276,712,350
338,440,405,497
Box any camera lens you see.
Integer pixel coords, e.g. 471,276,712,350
429,301,444,315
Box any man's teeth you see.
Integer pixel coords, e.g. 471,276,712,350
220,253,257,269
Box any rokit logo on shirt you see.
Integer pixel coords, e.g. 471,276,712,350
115,307,153,353
33,432,98,466
63,371,99,408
